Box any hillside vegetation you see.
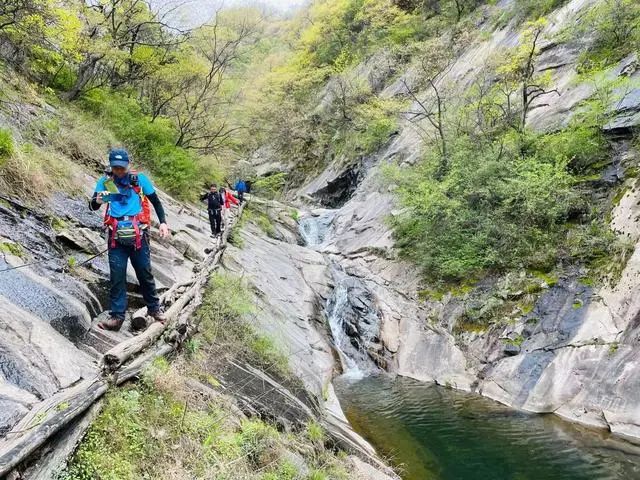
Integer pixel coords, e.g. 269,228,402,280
0,0,286,198
243,0,640,286
1,0,639,315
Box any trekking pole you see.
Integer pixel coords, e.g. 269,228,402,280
61,248,109,273
0,248,108,274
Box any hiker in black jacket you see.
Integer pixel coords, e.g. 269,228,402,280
200,184,224,237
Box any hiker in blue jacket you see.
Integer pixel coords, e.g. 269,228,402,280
234,179,247,203
89,148,170,331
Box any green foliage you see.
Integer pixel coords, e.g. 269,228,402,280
531,125,608,174
227,226,245,248
60,384,221,480
307,469,330,480
300,0,426,69
306,421,325,444
495,0,569,26
184,337,203,358
261,461,298,480
388,131,584,280
81,89,202,199
253,173,287,199
576,0,640,74
0,128,15,162
387,19,625,285
504,335,525,347
335,96,403,157
246,204,278,238
0,241,24,258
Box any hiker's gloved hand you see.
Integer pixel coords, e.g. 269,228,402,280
159,223,170,239
96,192,105,205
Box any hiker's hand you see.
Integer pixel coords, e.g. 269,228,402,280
159,223,170,239
96,192,105,205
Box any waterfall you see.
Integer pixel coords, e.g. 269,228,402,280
324,265,381,376
298,210,381,376
298,209,336,247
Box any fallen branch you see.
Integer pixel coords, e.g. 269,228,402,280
131,279,194,324
21,402,103,480
0,377,108,476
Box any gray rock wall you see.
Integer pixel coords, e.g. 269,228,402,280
253,0,640,442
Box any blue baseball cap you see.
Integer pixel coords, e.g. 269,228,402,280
109,148,130,168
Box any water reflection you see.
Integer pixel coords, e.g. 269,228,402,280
335,375,640,480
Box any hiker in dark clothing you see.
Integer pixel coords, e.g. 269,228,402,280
200,184,224,237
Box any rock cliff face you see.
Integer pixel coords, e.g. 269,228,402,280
246,0,640,443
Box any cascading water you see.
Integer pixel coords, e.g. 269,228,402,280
298,209,336,247
298,210,382,376
324,265,381,376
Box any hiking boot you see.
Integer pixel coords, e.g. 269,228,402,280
97,317,124,331
150,310,167,324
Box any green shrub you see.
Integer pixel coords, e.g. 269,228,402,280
0,128,15,162
0,241,24,257
526,125,607,174
339,97,403,156
576,0,640,73
253,173,287,199
306,421,325,444
196,272,292,378
512,0,570,21
80,88,200,198
388,133,583,280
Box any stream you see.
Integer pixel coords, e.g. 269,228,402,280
298,209,640,480
336,375,640,480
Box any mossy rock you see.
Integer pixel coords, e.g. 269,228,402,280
0,241,24,258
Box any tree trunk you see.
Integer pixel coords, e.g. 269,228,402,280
64,54,103,101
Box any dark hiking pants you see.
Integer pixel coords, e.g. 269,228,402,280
209,208,222,235
108,232,160,320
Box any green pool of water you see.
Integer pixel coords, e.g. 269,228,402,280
335,375,640,480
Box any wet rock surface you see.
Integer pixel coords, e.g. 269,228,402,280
223,222,335,397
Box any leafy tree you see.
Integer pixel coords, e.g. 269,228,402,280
64,0,189,100
169,9,260,152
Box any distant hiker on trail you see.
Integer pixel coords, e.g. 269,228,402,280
220,186,239,231
200,183,224,237
89,148,169,331
234,179,247,203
